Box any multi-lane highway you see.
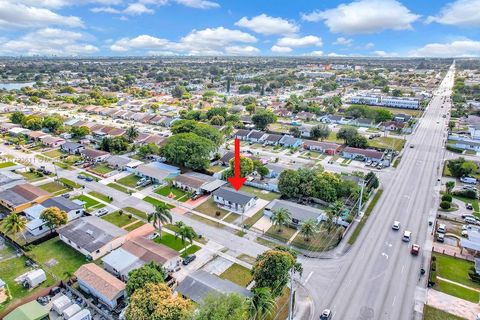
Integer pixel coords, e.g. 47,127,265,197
301,63,455,320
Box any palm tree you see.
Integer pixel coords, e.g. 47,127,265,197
147,204,172,239
249,287,276,320
300,219,319,242
174,222,197,255
125,125,139,142
0,213,27,241
270,208,291,233
325,200,344,232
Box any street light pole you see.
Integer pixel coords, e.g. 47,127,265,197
287,267,295,320
358,179,365,217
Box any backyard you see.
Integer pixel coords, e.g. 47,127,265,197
219,263,252,287
117,173,142,188
237,185,280,201
194,197,230,219
38,181,68,195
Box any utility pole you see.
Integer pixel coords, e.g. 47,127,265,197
358,179,365,217
287,267,295,320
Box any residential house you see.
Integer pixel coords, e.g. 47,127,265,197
233,129,250,141
25,196,84,236
61,142,85,154
212,187,257,214
303,140,341,155
296,111,315,121
0,183,51,213
279,135,303,148
351,118,376,128
8,127,30,136
40,136,66,148
341,147,384,162
393,114,412,123
380,121,405,131
263,134,282,146
27,131,49,141
172,172,226,195
134,162,180,184
58,216,128,260
323,115,348,125
247,130,267,143
80,148,110,163
0,171,25,191
106,155,142,171
176,270,252,303
75,263,126,310
219,151,234,166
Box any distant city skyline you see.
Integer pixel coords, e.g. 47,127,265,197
0,0,479,57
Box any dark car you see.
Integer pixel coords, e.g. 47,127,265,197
182,255,196,266
320,309,332,320
85,176,94,182
61,193,70,198
77,174,86,180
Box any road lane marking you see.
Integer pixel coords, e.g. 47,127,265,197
381,252,389,260
392,295,397,306
401,265,406,274
303,271,313,285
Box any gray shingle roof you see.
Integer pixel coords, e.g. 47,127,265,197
42,196,83,212
212,187,256,206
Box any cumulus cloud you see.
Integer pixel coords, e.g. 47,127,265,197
334,37,353,46
305,51,324,56
110,26,257,55
235,14,299,35
0,1,83,29
410,39,480,57
327,52,347,57
301,0,420,34
0,28,98,56
175,0,219,9
276,35,322,47
123,2,154,15
271,45,293,53
426,0,480,26
372,50,398,57
16,0,122,9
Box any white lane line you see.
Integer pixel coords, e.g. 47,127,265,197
401,264,406,274
392,295,397,306
303,271,314,285
381,252,389,260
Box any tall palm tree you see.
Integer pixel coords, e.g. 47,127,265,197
300,218,319,242
325,200,344,232
147,204,172,239
125,125,139,142
270,208,291,233
249,287,276,320
1,213,27,241
174,222,197,255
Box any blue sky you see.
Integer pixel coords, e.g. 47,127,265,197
0,0,479,57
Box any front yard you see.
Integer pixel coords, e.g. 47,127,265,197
423,305,465,320
143,196,175,209
38,181,69,195
42,149,63,159
88,191,112,203
155,185,189,202
0,161,17,169
89,163,114,175
102,210,138,228
73,195,105,210
194,197,230,219
219,263,252,287
368,136,405,151
265,225,297,243
290,226,343,252
117,173,142,188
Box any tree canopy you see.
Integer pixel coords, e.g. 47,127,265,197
251,111,277,131
126,262,167,297
161,133,215,170
194,293,249,320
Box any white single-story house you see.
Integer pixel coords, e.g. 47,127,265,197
212,187,257,214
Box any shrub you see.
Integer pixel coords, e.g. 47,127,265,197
440,201,451,210
446,145,463,153
469,266,480,283
441,194,452,202
453,189,477,199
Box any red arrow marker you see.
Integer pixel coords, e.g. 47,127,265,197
227,138,246,191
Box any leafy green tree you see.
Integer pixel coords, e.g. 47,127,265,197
271,208,291,233
161,133,215,170
70,125,90,138
242,96,257,106
289,126,301,138
148,204,172,240
10,111,25,124
126,262,167,297
252,111,277,131
40,207,67,233
0,213,27,241
22,114,43,130
348,134,368,148
174,222,197,255
249,288,276,320
278,169,302,199
137,143,160,158
310,124,331,141
99,136,129,153
257,166,269,179
446,181,455,194
210,115,225,126
42,115,63,132
252,247,302,297
206,107,227,119
171,85,187,99
245,104,256,115
365,171,379,190
194,293,249,320
325,200,344,231
300,219,319,242
125,283,192,320
392,89,403,97
225,156,254,178
337,126,358,144
447,158,478,178
126,126,139,142
448,121,456,131
171,120,223,147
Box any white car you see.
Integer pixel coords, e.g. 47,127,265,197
402,230,412,242
95,208,108,217
392,221,401,231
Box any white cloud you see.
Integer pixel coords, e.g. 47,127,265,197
364,42,375,49
333,37,352,46
16,0,122,9
372,50,398,57
123,2,154,15
271,45,293,53
235,14,299,35
90,6,121,13
410,39,480,57
301,0,420,34
426,0,480,26
306,51,324,56
110,27,257,55
276,35,322,47
174,0,219,9
0,28,98,56
327,52,346,57
224,45,259,56
0,1,83,29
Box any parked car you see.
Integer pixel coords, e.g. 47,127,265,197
320,309,332,320
465,217,478,225
182,255,196,265
61,193,70,198
410,244,420,255
85,176,94,182
392,221,401,231
77,174,86,180
460,176,477,184
437,224,446,234
436,233,445,242
95,208,108,217
402,230,412,242
466,203,473,210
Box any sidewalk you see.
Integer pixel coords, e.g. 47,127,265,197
427,288,480,320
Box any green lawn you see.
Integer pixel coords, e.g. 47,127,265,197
219,263,253,287
124,207,149,220
451,195,479,215
291,226,342,252
27,237,87,280
368,136,405,151
73,195,105,209
237,185,280,201
0,255,55,311
102,210,137,227
433,253,480,289
80,171,100,182
195,197,230,218
266,225,297,243
107,182,130,193
58,177,81,189
436,279,479,303
423,305,465,320
18,170,46,182
38,181,68,194
124,220,145,232
88,191,112,203
155,185,189,202
153,232,186,251
90,163,114,175
42,149,63,158
0,161,16,169
143,196,175,209
181,244,201,257
53,161,72,170
117,174,142,188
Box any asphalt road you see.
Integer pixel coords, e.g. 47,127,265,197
302,63,455,320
